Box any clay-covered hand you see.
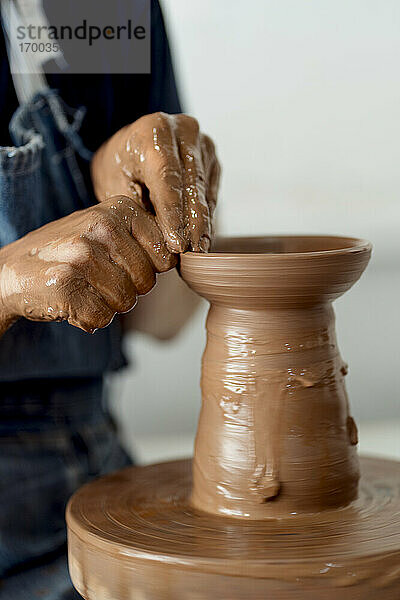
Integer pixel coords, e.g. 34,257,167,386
91,112,220,253
0,196,176,334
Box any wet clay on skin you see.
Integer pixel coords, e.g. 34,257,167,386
184,235,368,518
0,196,176,334
0,112,220,338
67,236,400,600
91,112,220,253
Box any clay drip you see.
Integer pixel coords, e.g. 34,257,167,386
192,303,359,518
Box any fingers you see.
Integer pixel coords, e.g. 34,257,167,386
175,115,211,252
144,114,218,252
139,113,188,253
114,234,156,295
66,284,116,333
21,264,117,334
89,198,176,286
77,237,138,313
83,211,155,298
92,112,219,254
127,201,178,272
201,133,221,221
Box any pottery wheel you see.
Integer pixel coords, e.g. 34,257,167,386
67,456,400,600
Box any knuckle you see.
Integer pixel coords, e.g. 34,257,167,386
90,209,118,235
178,114,200,135
73,235,93,258
135,113,152,128
37,238,90,266
73,300,114,333
86,219,113,246
139,271,156,295
201,133,216,156
132,261,156,295
118,294,137,314
152,111,169,124
45,264,76,291
113,278,138,312
156,252,178,273
95,309,115,330
105,194,128,206
63,275,85,300
145,111,170,133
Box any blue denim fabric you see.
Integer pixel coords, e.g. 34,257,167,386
0,552,81,599
0,91,132,597
0,89,127,381
0,377,132,599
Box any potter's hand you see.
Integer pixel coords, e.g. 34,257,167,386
91,112,220,253
0,196,176,334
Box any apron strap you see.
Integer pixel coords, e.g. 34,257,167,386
1,0,66,105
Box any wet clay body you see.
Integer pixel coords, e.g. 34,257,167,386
181,236,371,518
67,236,400,599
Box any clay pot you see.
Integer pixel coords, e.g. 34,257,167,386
181,235,371,519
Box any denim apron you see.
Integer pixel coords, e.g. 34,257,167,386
0,90,132,598
0,89,126,381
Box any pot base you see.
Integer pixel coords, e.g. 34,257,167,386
67,456,400,600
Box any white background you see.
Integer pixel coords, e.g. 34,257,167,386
111,0,400,445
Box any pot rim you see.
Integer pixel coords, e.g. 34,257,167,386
182,234,372,259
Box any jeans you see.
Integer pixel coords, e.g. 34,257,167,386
0,377,132,599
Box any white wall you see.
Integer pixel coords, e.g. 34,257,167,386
111,0,400,439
